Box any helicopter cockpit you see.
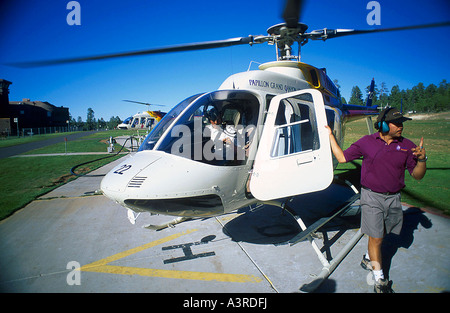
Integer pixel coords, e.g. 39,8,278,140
139,90,260,166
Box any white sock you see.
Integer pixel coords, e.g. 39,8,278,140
365,252,371,260
373,269,384,281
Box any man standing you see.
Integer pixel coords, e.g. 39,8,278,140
325,107,427,293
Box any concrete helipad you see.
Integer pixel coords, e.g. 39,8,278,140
0,156,449,293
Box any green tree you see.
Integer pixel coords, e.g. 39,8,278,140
389,85,402,109
108,116,122,129
345,79,449,113
75,116,83,128
86,108,96,130
349,86,364,105
378,82,389,107
434,80,450,112
97,117,107,130
437,79,449,95
412,83,427,112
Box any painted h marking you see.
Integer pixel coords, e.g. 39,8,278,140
79,230,262,283
162,235,216,264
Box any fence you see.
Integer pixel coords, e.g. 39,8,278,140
1,126,83,137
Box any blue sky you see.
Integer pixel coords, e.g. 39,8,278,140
1,0,449,121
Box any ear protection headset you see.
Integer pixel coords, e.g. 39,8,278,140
375,107,393,133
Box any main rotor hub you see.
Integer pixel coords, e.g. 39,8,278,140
267,22,308,36
267,23,309,61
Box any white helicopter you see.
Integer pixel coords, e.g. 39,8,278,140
10,1,449,231
117,100,166,130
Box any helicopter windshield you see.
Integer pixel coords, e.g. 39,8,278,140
141,90,260,166
139,93,204,151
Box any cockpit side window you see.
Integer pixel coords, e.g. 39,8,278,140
271,94,319,158
152,90,260,166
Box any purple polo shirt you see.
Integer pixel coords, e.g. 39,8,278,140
343,133,418,193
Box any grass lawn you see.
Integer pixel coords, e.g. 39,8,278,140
0,131,82,148
0,155,125,220
0,130,131,220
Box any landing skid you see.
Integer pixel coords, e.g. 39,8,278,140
144,216,192,231
267,178,363,293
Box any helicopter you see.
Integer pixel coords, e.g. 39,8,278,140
102,64,377,229
117,100,166,130
8,0,449,230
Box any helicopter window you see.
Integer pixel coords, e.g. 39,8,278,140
154,90,259,166
271,94,319,158
326,109,335,131
145,118,155,128
139,93,204,151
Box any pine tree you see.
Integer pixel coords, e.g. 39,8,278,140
378,82,389,107
349,86,364,105
86,108,96,130
340,79,448,112
389,85,402,109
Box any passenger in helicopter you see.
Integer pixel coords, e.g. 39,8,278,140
204,107,236,163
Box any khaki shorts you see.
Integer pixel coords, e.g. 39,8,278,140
360,188,403,238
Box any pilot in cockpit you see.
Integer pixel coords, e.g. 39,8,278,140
205,107,234,145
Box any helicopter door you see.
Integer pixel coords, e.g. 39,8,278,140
250,89,333,201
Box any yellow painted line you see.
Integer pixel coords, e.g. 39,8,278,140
81,229,198,269
82,264,262,283
80,228,262,283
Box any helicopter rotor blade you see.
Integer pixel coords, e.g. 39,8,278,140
306,21,450,40
282,0,304,28
7,36,255,68
122,100,165,107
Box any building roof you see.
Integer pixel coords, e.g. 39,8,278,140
9,99,68,111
